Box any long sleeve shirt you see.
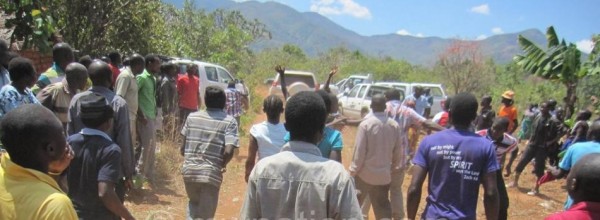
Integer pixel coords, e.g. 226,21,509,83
349,112,403,185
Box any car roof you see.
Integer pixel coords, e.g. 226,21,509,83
376,82,442,87
281,70,315,76
170,59,227,69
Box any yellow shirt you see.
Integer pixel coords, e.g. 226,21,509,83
0,154,78,220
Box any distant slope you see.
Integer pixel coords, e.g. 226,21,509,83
163,0,546,65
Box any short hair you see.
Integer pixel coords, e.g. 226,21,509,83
316,90,332,113
443,97,452,111
205,86,226,109
87,61,112,86
263,95,283,120
570,153,600,201
492,117,510,132
385,88,401,101
65,63,88,85
481,95,492,104
108,51,121,64
8,57,36,82
129,54,144,67
1,104,64,168
145,54,160,67
78,55,92,68
449,92,478,126
576,110,593,121
80,93,114,128
52,43,73,62
285,91,327,140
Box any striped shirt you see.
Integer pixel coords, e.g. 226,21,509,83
225,88,242,117
476,129,518,164
181,108,238,187
36,80,76,128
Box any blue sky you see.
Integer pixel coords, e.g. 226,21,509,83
243,0,599,53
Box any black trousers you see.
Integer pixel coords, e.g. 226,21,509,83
515,144,548,178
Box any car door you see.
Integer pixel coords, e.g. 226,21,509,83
340,85,361,118
348,85,368,118
421,85,446,115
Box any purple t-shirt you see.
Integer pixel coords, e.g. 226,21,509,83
413,129,499,220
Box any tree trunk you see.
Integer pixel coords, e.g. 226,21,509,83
564,81,578,120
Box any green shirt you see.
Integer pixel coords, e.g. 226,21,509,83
136,70,157,119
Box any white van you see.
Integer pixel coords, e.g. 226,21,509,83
170,59,244,103
338,83,397,119
375,82,447,116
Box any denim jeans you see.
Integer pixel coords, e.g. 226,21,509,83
184,181,220,220
355,176,392,220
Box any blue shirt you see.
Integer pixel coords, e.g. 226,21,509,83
403,94,431,116
284,127,343,159
0,84,39,120
413,129,499,220
559,141,600,209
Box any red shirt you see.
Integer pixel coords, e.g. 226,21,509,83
545,201,600,220
177,74,199,110
109,64,121,86
438,112,449,127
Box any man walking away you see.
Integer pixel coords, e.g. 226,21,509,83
240,91,362,220
225,80,243,126
181,86,238,219
407,92,499,220
67,93,134,220
350,94,401,219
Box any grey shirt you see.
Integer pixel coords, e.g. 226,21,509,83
67,86,134,178
241,141,363,220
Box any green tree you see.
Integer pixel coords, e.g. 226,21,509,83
514,26,588,119
0,0,56,52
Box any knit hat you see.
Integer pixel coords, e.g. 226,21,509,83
80,93,113,121
501,90,515,100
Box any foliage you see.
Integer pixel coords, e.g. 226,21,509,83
586,34,600,75
514,26,589,119
0,0,56,52
435,40,495,95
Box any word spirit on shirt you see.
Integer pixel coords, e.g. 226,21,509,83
432,144,479,181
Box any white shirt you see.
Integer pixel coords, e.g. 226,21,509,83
249,121,287,160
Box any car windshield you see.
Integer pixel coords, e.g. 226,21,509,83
280,74,315,88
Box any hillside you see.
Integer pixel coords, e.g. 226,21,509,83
163,0,547,65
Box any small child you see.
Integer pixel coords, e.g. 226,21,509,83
67,93,134,220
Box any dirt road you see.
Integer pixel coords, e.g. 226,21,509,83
126,86,567,220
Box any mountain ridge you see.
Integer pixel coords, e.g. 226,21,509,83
163,0,547,65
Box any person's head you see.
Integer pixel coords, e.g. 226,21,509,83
100,56,110,64
52,43,74,71
576,110,592,121
108,51,121,66
501,90,514,106
187,64,198,76
88,60,112,87
547,99,558,111
129,54,145,75
0,104,71,174
165,63,178,77
449,92,478,128
8,57,38,89
80,93,114,131
329,93,339,113
384,88,401,101
78,55,92,69
122,56,130,67
424,88,431,96
481,95,492,107
144,54,161,74
587,120,600,142
539,102,550,117
316,90,333,113
370,94,387,113
555,107,565,121
442,97,452,112
490,117,510,142
204,86,226,109
566,153,600,203
228,80,236,89
64,62,88,91
263,95,284,122
413,86,423,97
284,91,327,144
360,106,369,118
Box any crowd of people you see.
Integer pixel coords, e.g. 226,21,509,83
0,39,599,220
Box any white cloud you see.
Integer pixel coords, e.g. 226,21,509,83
476,35,487,40
395,29,425,38
470,4,490,15
576,39,595,54
492,27,503,34
310,0,372,19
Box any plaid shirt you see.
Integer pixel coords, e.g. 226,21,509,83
181,108,239,187
225,88,242,117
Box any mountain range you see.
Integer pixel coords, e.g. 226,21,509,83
164,0,547,65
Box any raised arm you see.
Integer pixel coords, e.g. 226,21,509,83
275,65,288,100
323,66,338,93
